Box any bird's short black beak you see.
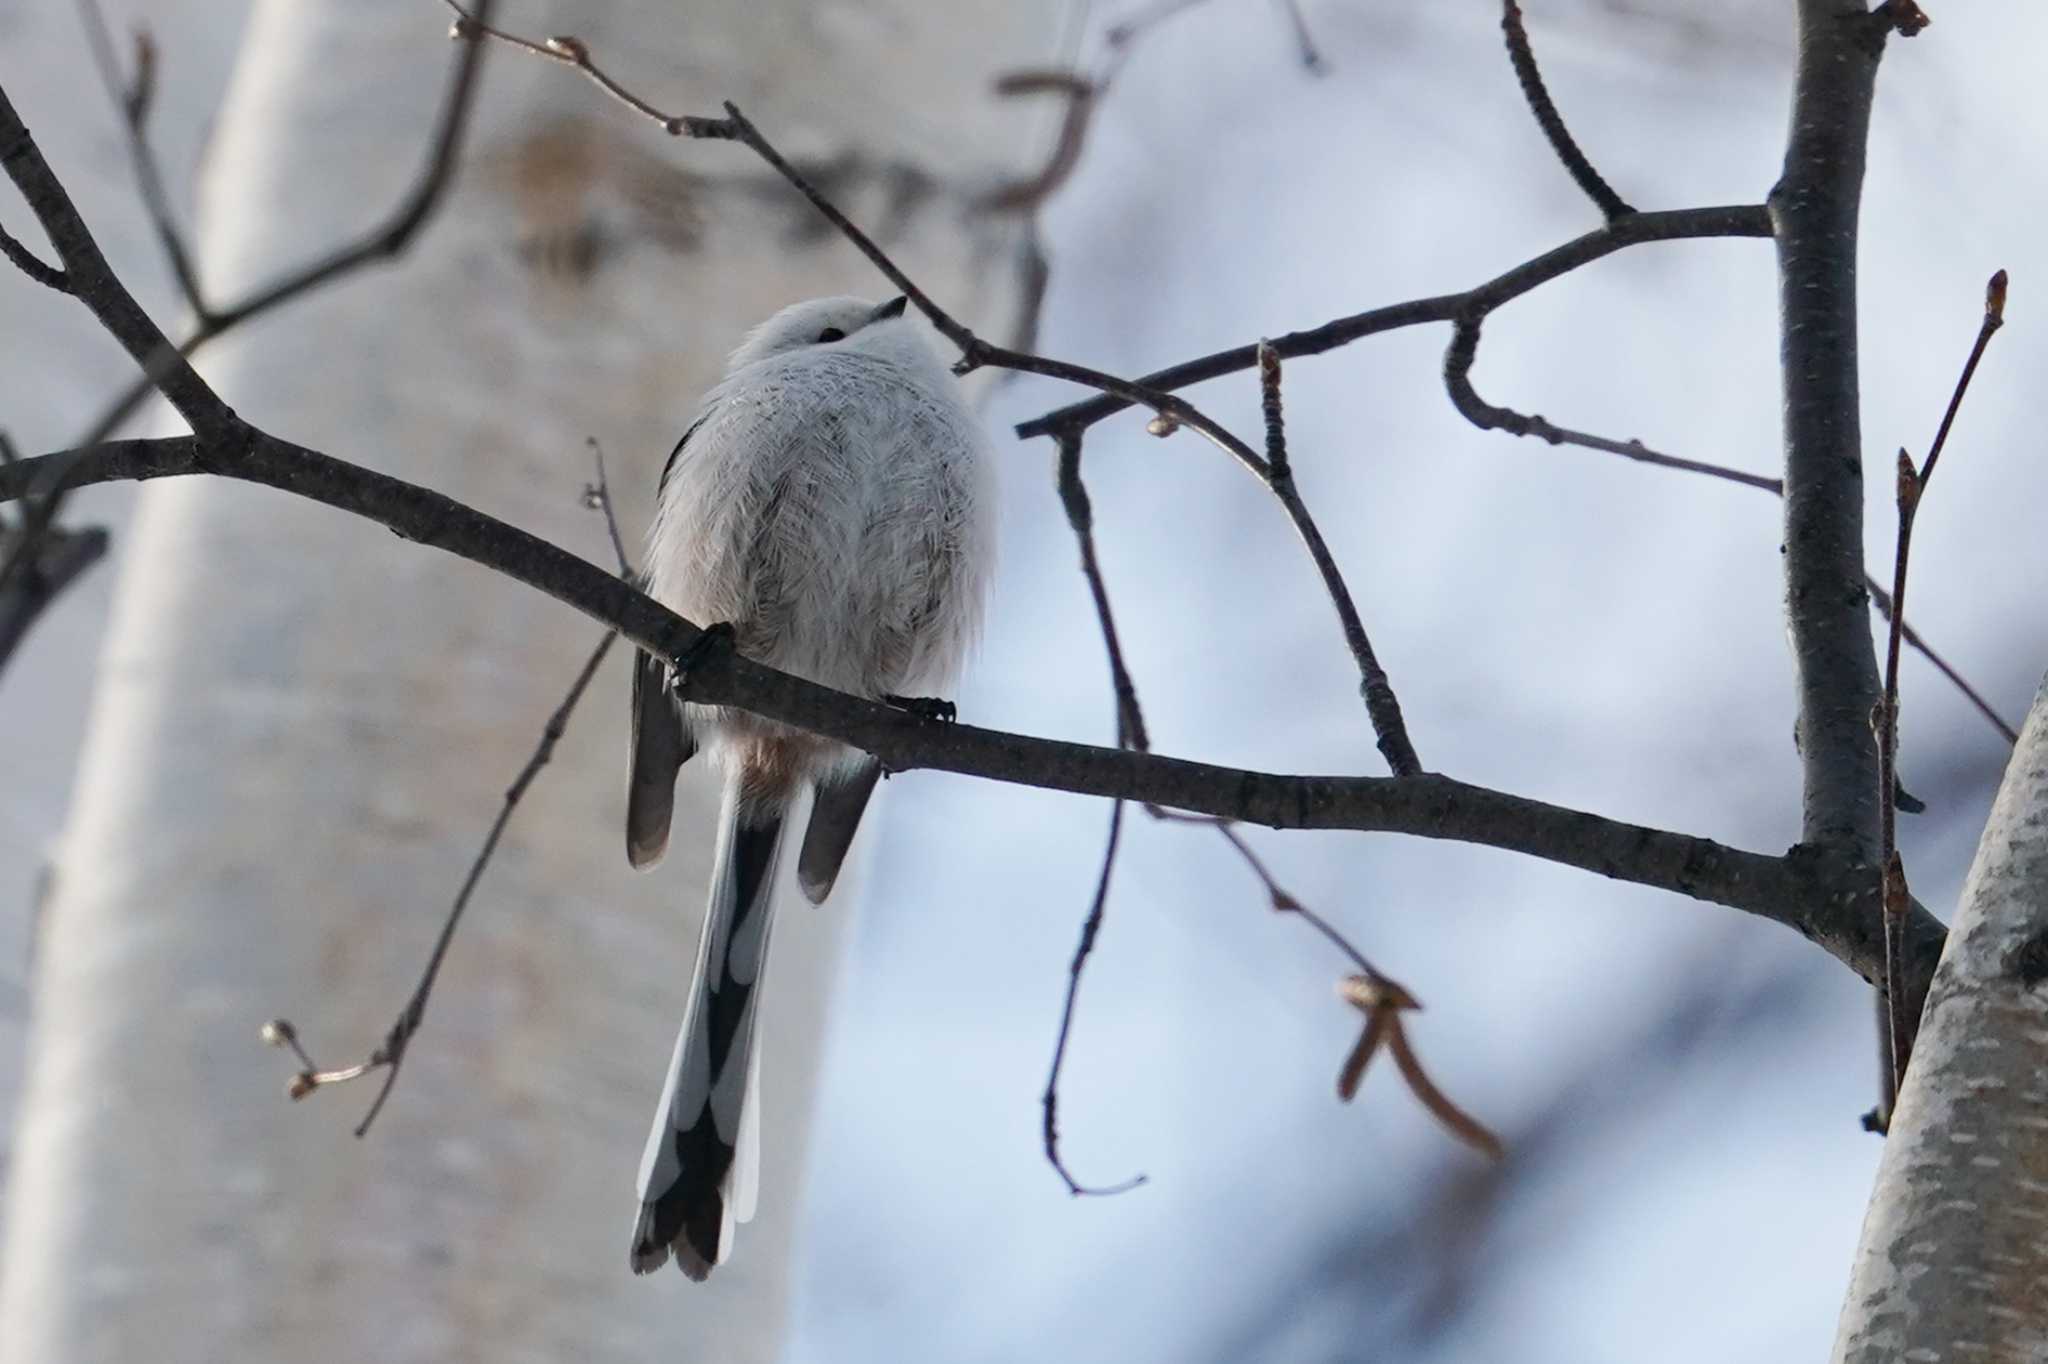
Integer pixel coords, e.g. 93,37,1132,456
868,295,909,324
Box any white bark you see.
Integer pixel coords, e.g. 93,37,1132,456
1833,673,2048,1362
0,2,1050,1358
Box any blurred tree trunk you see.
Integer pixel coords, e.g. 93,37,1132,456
0,2,1049,1359
1833,674,2048,1362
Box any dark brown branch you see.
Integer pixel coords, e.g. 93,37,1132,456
0,43,1951,1089
1874,268,2005,1109
0,523,107,662
1443,315,2016,748
1257,342,1422,775
1052,428,1456,1167
1500,0,1633,221
1043,430,1150,1193
1018,204,1772,438
1040,800,1146,1197
1444,317,1783,495
584,436,631,578
0,433,1947,1004
77,0,207,319
1276,0,1326,73
438,5,1271,479
265,434,638,1131
0,3,492,640
1772,2,1890,858
1056,433,1150,752
272,626,620,1132
0,220,68,293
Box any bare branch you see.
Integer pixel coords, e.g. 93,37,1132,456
583,436,631,578
1257,342,1422,774
1040,800,1147,1197
1499,0,1634,221
1275,0,1326,73
1056,433,1150,751
0,1,493,646
1017,204,1772,438
267,624,620,1131
1772,3,1890,857
0,429,1949,1003
1874,269,2006,1113
1443,317,1783,495
76,0,208,318
0,46,1953,1099
0,220,68,293
261,447,636,1130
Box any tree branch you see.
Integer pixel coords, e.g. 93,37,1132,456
1771,1,1891,857
0,433,1939,990
1499,0,1634,221
1018,204,1772,438
0,0,493,652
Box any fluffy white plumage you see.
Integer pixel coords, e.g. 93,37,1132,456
626,296,993,1278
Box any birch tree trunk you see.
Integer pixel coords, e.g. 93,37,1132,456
0,2,1049,1359
1833,673,2048,1361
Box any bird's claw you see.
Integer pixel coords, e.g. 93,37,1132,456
884,693,957,723
668,622,736,691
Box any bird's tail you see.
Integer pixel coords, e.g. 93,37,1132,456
631,771,786,1278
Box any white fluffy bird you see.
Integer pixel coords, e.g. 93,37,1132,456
625,295,994,1278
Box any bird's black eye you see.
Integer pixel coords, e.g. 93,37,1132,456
816,327,846,344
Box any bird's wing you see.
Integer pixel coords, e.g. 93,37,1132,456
626,647,694,868
796,756,882,904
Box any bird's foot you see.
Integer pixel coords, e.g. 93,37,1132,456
884,693,957,723
668,622,736,691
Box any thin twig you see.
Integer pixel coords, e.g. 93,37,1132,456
1500,0,1633,221
1443,315,2016,745
1151,805,1502,1158
273,624,620,1134
0,221,68,293
76,0,208,318
0,0,494,636
1042,431,1149,1193
267,440,637,1132
1257,342,1421,774
584,437,630,577
1040,799,1147,1197
0,60,1957,1058
1869,580,2017,745
0,428,1957,1000
438,3,1271,480
1056,433,1149,751
1103,0,1209,50
1018,205,1773,438
1276,0,1327,73
1874,268,2005,1109
1444,317,1781,495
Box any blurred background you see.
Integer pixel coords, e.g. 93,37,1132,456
3,1,2044,1360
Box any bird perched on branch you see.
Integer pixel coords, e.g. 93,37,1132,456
625,295,994,1278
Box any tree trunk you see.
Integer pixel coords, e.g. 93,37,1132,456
1833,673,2048,1361
0,2,1048,1359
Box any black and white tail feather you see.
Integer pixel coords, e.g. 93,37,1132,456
625,295,992,1278
629,777,781,1278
